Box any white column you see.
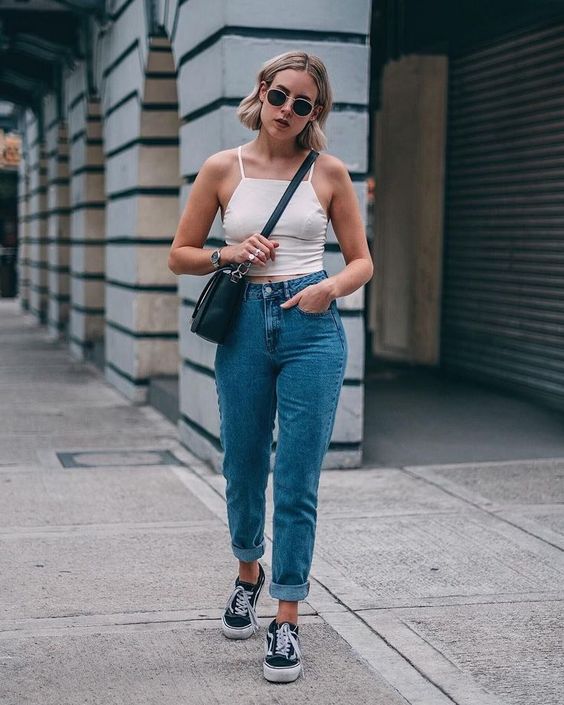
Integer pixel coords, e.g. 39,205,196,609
26,111,48,324
45,94,71,338
17,157,30,311
101,6,180,400
67,87,106,360
170,0,371,468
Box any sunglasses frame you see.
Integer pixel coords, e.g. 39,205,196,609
265,87,315,117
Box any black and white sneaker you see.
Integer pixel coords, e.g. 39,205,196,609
221,562,265,639
263,618,303,683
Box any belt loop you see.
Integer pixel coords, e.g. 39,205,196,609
283,279,290,300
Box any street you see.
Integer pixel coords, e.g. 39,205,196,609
1,300,562,705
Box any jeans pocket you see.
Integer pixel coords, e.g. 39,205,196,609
295,304,332,317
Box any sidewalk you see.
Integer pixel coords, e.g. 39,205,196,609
1,299,562,705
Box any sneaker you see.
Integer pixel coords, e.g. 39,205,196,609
263,618,303,683
221,562,265,639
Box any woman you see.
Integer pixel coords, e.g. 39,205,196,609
169,51,373,683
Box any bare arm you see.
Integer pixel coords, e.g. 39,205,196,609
281,156,373,311
168,152,279,275
324,158,374,297
168,154,224,276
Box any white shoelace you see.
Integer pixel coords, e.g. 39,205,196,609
225,584,259,633
274,622,302,668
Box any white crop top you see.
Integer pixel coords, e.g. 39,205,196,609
222,145,328,276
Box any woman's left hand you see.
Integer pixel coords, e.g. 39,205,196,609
280,281,335,314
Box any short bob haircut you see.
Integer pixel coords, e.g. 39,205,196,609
237,51,333,152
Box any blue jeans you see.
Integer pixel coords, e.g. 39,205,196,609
214,270,348,601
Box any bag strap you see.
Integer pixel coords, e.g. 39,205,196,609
230,149,319,281
261,150,319,237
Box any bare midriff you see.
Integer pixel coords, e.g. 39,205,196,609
247,273,309,283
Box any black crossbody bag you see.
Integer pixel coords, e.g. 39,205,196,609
190,149,319,344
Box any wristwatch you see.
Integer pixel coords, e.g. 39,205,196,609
211,248,222,269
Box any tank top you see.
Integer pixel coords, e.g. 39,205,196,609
222,145,328,276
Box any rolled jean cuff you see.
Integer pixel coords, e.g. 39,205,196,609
269,580,310,601
231,540,265,562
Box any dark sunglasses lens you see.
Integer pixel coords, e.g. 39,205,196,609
267,89,286,107
293,99,313,116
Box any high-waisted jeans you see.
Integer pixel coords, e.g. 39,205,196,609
214,270,348,601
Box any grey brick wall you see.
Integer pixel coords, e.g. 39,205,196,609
170,0,371,469
44,94,71,339
64,62,106,359
25,112,48,324
17,150,30,312
17,0,372,469
98,2,181,401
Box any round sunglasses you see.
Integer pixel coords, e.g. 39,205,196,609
266,88,315,117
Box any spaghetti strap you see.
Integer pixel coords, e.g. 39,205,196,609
307,158,315,182
237,145,246,178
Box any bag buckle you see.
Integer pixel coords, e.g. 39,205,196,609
229,261,251,282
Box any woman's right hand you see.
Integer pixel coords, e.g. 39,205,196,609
221,234,279,267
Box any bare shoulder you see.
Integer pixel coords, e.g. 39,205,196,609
315,152,351,184
198,148,239,181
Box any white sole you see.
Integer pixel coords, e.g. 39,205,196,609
263,661,302,683
221,617,256,640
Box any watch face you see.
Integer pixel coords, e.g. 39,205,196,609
211,250,220,265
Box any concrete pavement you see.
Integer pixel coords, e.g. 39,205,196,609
1,300,563,705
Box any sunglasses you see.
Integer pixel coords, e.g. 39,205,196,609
266,88,315,117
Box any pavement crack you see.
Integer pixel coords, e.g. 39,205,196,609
398,465,564,553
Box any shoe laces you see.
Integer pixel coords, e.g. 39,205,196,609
274,622,302,664
225,584,259,633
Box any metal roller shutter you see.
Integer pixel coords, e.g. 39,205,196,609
441,22,564,410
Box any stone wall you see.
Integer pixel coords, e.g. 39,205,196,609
44,94,71,338
17,150,30,311
97,3,181,401
168,0,371,469
65,61,106,359
25,112,48,323
17,0,372,468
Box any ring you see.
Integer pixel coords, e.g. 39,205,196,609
254,248,261,256
248,253,255,261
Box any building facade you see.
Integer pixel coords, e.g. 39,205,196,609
8,0,564,473
369,0,564,413
13,0,372,469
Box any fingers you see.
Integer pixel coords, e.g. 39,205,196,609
229,235,279,265
244,242,266,266
248,234,278,261
280,293,300,309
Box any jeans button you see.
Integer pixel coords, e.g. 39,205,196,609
264,286,272,294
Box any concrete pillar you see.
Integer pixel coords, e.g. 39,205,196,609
25,111,48,324
67,85,106,360
44,95,71,338
17,157,30,311
169,0,371,468
102,28,180,401
370,55,448,364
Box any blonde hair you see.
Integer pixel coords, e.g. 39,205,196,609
237,51,333,152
